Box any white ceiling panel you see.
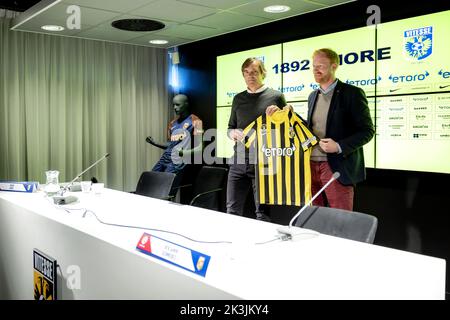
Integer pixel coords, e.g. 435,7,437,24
307,0,352,5
155,24,219,40
75,25,147,42
129,0,218,23
177,0,257,10
129,33,191,47
232,0,324,19
191,11,268,31
36,3,121,26
12,0,355,48
17,17,91,36
61,0,156,13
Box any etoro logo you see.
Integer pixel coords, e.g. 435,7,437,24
261,144,296,157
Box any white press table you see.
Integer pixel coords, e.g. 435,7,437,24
0,188,446,299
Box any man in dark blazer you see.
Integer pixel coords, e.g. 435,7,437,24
307,48,374,210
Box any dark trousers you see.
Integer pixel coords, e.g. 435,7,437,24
152,151,185,174
226,163,270,221
152,153,185,199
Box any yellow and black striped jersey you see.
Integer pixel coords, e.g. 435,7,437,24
243,108,318,206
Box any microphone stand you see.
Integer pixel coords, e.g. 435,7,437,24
277,172,340,239
53,153,110,205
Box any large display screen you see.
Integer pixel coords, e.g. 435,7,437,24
375,11,450,174
216,10,450,174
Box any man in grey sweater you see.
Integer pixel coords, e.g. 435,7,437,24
227,57,286,221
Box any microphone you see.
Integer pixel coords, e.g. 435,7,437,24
53,153,110,205
277,171,340,240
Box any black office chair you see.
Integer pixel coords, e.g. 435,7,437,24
134,171,177,201
294,206,378,244
188,166,228,211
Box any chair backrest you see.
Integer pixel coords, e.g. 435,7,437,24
294,206,378,244
135,171,176,200
190,166,228,211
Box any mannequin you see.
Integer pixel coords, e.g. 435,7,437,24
146,94,203,174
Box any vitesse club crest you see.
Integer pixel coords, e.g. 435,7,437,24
404,26,433,61
196,256,206,272
33,249,57,300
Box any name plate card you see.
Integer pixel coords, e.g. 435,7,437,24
136,233,210,277
0,181,38,193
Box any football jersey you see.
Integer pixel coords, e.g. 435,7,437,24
243,108,318,206
157,114,203,167
165,114,203,152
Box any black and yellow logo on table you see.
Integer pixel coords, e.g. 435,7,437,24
33,250,57,300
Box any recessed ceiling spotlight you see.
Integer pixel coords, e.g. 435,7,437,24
112,19,165,32
149,40,169,45
41,25,65,31
263,5,291,13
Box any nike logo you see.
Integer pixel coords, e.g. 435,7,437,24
390,88,401,92
439,85,450,89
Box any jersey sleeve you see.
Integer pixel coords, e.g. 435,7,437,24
242,119,257,149
291,111,318,151
291,110,307,124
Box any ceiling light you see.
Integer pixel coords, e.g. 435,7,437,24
41,25,65,31
112,19,165,32
263,5,291,13
149,40,168,45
